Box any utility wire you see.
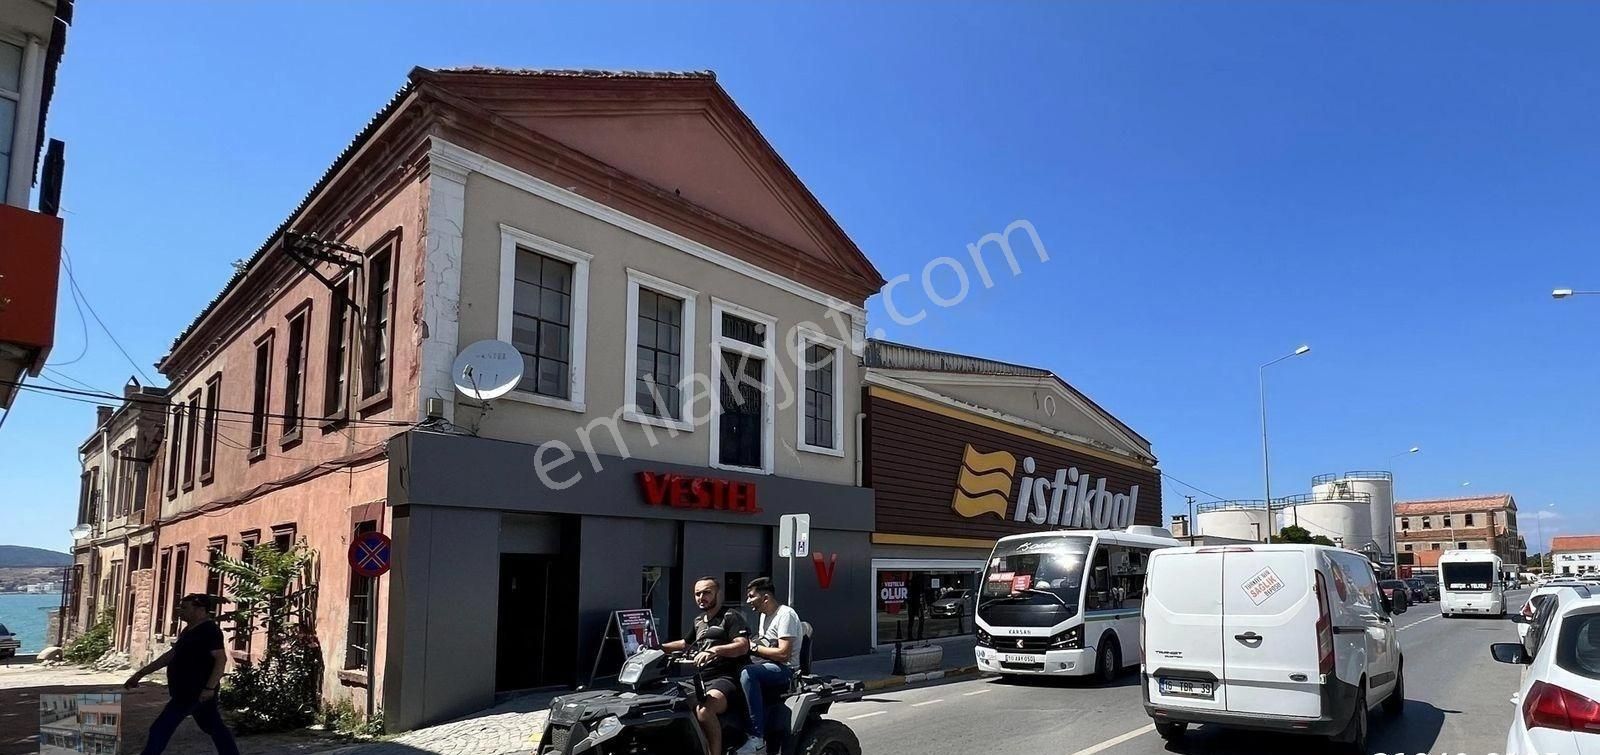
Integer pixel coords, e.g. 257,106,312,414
1160,470,1229,502
44,259,91,367
3,379,418,428
59,248,155,384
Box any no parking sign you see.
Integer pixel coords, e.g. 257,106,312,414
349,531,392,578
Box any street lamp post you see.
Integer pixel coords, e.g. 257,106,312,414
1261,345,1311,544
1535,503,1555,573
1384,447,1419,558
1552,289,1600,299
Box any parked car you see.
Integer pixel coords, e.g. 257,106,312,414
1492,585,1600,755
1403,578,1432,603
1143,545,1406,752
929,588,972,618
1379,580,1413,613
0,624,19,660
1519,581,1597,645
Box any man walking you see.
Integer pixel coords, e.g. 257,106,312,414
662,577,751,755
736,577,802,754
125,593,239,755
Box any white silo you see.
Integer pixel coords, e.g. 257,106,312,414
1342,472,1396,558
1278,490,1374,549
1195,501,1272,542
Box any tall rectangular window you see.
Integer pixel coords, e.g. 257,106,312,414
345,520,378,670
88,468,101,523
182,392,200,490
77,471,92,525
1443,515,1452,528
250,332,274,458
0,41,21,197
168,545,188,635
712,303,775,473
205,537,226,600
165,407,182,497
361,249,394,403
324,276,352,420
282,305,310,442
108,450,122,517
200,374,220,481
800,341,840,451
234,532,259,652
1422,516,1432,529
1465,513,1475,526
634,289,683,419
154,549,171,637
512,250,574,399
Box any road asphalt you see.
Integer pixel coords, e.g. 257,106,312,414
834,591,1530,755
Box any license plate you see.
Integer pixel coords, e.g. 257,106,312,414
1159,677,1215,699
1003,653,1038,664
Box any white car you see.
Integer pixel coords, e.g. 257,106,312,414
1143,545,1405,753
1493,585,1600,755
1517,582,1595,643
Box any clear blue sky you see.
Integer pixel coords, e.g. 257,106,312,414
4,2,1596,554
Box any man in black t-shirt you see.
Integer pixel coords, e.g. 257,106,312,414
125,593,239,755
662,577,751,755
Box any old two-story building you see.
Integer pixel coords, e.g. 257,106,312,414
0,0,71,417
1550,535,1600,577
1394,493,1525,572
140,66,884,730
65,381,167,663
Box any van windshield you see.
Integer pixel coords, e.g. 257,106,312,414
1441,562,1495,591
980,538,1089,608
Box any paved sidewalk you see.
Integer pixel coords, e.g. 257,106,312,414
316,637,979,755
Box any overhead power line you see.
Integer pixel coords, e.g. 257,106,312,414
2,379,418,429
1160,470,1228,502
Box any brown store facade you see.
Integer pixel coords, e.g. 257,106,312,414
861,375,1161,647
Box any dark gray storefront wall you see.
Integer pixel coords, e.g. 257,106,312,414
385,430,875,731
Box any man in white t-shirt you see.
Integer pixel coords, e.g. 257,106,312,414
736,577,802,754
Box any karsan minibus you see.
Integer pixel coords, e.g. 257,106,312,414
1437,549,1505,618
975,526,1179,681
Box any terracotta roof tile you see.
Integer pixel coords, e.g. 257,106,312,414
435,67,714,80
1551,535,1600,553
1394,494,1514,516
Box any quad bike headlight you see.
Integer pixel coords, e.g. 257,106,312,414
572,716,623,754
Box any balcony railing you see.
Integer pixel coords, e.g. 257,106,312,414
1311,470,1393,485
1277,491,1374,505
1196,499,1270,513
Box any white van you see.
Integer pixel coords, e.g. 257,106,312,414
1437,549,1505,618
1142,545,1406,752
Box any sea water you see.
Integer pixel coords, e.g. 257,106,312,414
0,593,62,653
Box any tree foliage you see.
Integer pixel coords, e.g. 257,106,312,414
208,538,324,734
64,612,113,664
1277,525,1337,546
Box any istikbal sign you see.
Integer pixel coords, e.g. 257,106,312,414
951,444,1139,529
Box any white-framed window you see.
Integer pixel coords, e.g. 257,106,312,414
0,40,21,199
709,298,776,474
623,269,697,432
794,329,845,456
498,224,591,413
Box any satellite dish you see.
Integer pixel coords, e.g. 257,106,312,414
451,340,524,401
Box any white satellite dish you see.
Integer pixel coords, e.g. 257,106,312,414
451,340,524,401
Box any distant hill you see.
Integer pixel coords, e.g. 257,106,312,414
0,546,71,568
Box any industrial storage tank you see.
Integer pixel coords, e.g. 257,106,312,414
1195,500,1272,542
1313,471,1396,558
1277,490,1374,549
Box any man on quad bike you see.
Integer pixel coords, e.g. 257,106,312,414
738,577,803,754
662,577,752,755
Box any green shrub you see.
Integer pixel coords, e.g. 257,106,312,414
320,697,385,737
63,613,113,665
209,538,322,734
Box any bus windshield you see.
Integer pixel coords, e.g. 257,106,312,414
980,537,1090,608
1441,562,1495,592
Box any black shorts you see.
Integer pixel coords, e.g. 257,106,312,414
705,676,741,703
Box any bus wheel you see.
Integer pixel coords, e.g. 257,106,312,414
1094,636,1122,684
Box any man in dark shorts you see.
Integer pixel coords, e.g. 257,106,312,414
125,593,239,755
662,577,751,755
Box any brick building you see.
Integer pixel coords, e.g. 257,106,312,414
1394,493,1526,571
1550,534,1600,577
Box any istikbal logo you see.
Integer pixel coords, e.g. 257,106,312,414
950,445,1139,529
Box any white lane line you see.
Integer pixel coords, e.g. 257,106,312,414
848,710,887,721
962,689,991,697
911,699,945,707
1069,724,1155,755
1399,614,1441,631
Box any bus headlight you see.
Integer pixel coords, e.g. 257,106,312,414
1050,626,1083,650
976,628,993,647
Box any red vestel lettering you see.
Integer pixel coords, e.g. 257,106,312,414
639,471,670,506
668,475,691,508
812,553,837,589
689,478,711,509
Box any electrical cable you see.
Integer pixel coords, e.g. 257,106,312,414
1160,470,1229,502
44,258,91,367
59,247,156,384
2,379,418,428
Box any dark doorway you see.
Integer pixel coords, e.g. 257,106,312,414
496,553,577,691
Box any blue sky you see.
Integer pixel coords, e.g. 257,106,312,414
4,2,1596,554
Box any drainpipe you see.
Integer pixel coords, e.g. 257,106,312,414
854,412,866,486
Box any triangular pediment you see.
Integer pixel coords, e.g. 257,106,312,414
420,69,883,298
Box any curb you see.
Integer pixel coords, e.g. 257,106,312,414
862,665,980,691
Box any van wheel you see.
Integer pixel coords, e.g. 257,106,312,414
1094,637,1122,684
1383,663,1405,716
797,719,861,755
1155,721,1187,741
1333,686,1368,753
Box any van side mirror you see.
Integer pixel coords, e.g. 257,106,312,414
1380,593,1394,613
1490,642,1531,665
1509,613,1530,625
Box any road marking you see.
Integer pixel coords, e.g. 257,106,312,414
1399,614,1441,631
1068,724,1154,755
911,699,944,707
962,689,991,697
848,710,886,720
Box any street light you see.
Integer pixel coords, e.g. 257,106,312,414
1261,344,1311,544
1552,288,1600,299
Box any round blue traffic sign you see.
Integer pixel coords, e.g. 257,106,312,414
349,531,392,578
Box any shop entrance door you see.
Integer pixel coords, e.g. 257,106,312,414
496,553,576,691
